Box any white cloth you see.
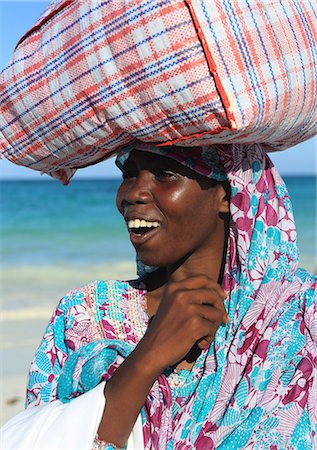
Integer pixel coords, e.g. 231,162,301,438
1,382,144,450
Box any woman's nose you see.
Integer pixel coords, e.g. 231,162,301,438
121,171,153,206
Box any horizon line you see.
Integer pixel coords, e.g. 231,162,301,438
1,173,317,181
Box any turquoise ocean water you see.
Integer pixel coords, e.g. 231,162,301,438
2,179,134,268
1,176,316,314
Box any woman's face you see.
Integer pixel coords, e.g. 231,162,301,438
116,150,228,268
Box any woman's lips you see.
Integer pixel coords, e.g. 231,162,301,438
129,225,161,246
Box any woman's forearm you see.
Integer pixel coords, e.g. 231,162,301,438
97,339,162,447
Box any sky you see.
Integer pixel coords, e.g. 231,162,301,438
0,0,316,180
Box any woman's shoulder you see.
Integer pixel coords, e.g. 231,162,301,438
55,279,148,345
57,278,146,312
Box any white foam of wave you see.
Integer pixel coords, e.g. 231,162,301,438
0,307,52,322
1,261,137,321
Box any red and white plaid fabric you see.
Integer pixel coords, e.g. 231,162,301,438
0,0,316,183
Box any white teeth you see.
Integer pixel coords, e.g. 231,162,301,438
128,219,160,229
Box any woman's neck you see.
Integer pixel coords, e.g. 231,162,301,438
167,225,225,284
145,245,224,318
167,251,222,284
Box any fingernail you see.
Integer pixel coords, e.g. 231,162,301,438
225,313,230,324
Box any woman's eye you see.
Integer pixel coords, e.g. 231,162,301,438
122,171,136,180
155,170,176,180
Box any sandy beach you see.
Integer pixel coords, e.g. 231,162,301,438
1,261,136,426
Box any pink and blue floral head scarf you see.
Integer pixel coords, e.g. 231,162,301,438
115,143,228,183
58,143,317,449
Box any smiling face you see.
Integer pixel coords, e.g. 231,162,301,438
116,150,229,272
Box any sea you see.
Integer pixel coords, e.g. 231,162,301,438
1,176,316,310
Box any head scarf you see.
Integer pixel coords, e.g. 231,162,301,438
58,143,317,449
115,143,227,182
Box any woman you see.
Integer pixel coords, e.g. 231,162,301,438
2,143,316,449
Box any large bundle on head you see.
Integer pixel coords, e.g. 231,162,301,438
0,0,316,183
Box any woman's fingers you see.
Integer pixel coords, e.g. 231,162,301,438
144,275,230,369
172,274,227,298
193,317,219,349
187,288,229,324
197,335,211,348
196,335,214,350
197,303,225,323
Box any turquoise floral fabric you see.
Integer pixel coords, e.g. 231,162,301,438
26,143,317,449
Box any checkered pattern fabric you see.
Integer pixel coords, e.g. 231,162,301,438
0,0,316,183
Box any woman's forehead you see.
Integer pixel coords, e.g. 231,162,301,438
125,149,180,167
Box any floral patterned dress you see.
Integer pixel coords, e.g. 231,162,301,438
26,144,317,449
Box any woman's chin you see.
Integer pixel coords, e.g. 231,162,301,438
136,252,167,269
137,253,184,270
137,257,161,268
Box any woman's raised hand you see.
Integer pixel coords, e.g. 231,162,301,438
98,275,228,446
139,275,229,372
